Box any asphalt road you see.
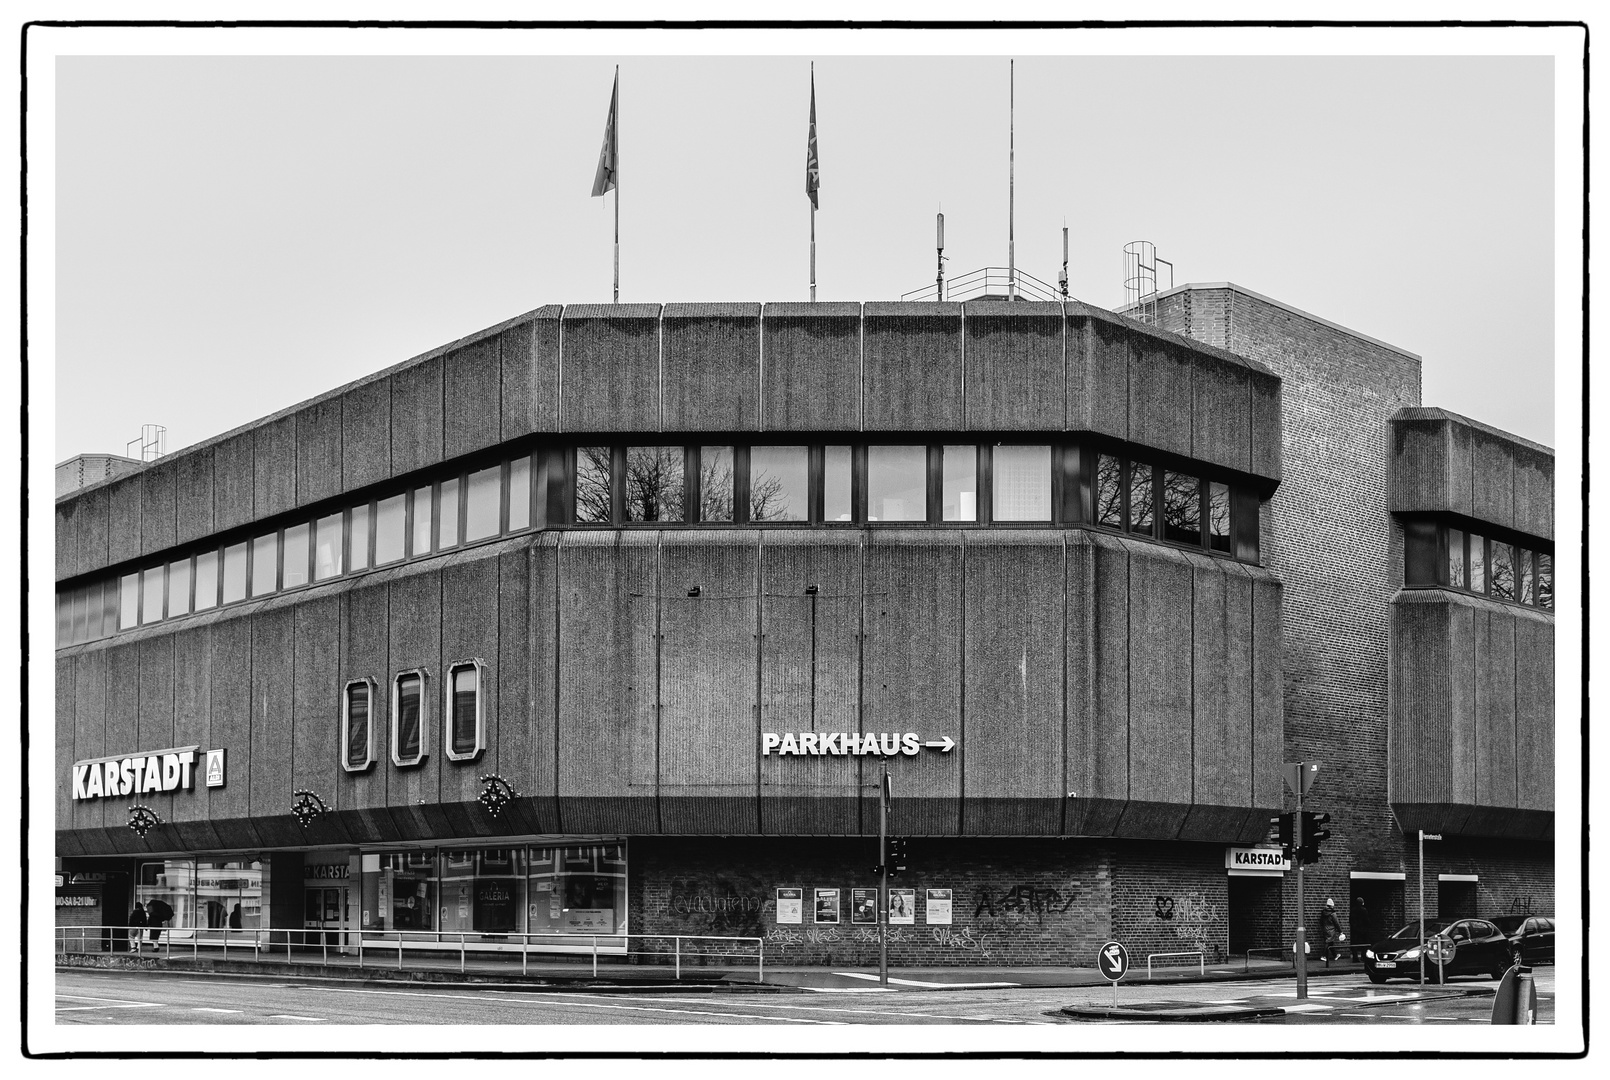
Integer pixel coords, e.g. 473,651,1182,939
53,968,1553,1027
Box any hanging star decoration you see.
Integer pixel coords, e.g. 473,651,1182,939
127,805,163,838
478,774,518,820
291,789,332,831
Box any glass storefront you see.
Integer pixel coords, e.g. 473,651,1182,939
135,858,263,931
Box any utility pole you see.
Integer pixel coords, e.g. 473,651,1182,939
1294,775,1308,999
879,764,890,987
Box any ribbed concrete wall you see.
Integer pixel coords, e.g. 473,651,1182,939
1388,590,1553,839
56,302,1280,582
1389,408,1554,541
58,531,1282,853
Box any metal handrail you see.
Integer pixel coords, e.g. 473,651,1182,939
54,925,766,983
901,266,1068,304
1147,950,1205,978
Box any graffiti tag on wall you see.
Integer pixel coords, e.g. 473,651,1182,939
1156,891,1222,953
973,884,1080,925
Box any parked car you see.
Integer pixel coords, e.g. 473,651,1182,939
1362,918,1511,983
1490,915,1554,966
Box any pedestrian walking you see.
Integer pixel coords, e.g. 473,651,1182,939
127,902,148,954
145,897,174,952
1320,897,1345,966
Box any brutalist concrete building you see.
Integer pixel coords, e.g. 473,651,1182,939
52,283,1554,966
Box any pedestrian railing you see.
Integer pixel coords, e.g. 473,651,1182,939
1146,950,1205,978
1243,947,1295,972
54,926,765,984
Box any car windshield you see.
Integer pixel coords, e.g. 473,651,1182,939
1387,921,1450,940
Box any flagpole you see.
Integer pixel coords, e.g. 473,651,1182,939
613,68,620,304
810,205,816,303
1008,59,1016,301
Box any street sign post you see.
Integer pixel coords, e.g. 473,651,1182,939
1417,830,1442,985
1097,940,1129,1008
1283,761,1321,998
1427,934,1455,984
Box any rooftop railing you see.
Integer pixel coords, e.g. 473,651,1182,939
900,267,1067,304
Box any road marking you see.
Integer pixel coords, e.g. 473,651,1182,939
832,972,1019,989
1282,1004,1333,1013
192,1007,241,1014
56,994,163,1012
799,986,898,994
268,1015,326,1022
313,985,834,1025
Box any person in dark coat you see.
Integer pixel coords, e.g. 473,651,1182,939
127,902,148,954
228,903,242,930
1319,897,1345,966
1351,896,1370,961
144,897,174,951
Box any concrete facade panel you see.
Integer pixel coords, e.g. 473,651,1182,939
250,606,296,822
1470,428,1516,532
559,306,662,433
292,596,342,814
1063,533,1104,836
662,304,761,432
170,625,213,825
56,501,77,580
138,461,178,557
295,397,344,509
1128,336,1194,460
757,530,863,835
77,487,111,575
1086,534,1130,815
342,377,392,492
962,304,1064,431
136,635,175,760
1124,543,1195,815
861,303,962,430
443,338,502,461
1188,553,1252,813
554,531,659,832
339,581,389,813
209,617,253,824
960,532,1065,835
1513,613,1554,814
107,476,142,567
657,531,759,833
56,657,74,831
1388,417,1450,514
439,555,501,806
759,302,861,431
1248,370,1283,482
71,651,107,831
862,531,963,834
1075,312,1128,441
1473,611,1518,812
498,307,561,438
1249,570,1285,813
390,355,445,478
174,447,215,547
387,570,443,812
1512,444,1554,541
523,538,561,829
213,432,256,534
254,413,298,521
1191,354,1252,474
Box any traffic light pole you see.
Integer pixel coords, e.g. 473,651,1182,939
1294,776,1308,999
879,762,889,989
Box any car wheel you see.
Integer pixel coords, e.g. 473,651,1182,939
1367,969,1387,984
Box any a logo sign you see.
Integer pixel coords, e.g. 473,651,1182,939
760,732,955,757
304,863,350,880
71,746,200,801
205,749,226,788
1097,940,1130,982
1225,846,1291,872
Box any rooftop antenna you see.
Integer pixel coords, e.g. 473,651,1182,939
1059,222,1069,299
936,210,946,301
1008,60,1016,301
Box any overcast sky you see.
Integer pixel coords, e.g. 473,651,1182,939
50,44,1562,461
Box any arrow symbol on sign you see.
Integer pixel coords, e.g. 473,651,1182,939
924,737,955,753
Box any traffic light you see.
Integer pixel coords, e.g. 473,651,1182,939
1298,811,1332,864
1275,813,1295,851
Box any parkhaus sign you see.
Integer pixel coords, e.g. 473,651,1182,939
70,745,225,801
761,732,956,756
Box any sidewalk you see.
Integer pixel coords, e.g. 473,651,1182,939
1060,982,1496,1022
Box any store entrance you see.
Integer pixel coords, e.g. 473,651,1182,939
303,886,348,950
1227,875,1283,955
1438,879,1478,921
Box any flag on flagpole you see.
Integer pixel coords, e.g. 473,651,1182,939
591,68,619,197
806,67,819,209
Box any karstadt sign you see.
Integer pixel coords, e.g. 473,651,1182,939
70,745,225,801
761,732,956,757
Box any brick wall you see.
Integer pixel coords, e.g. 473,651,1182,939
1110,841,1230,964
633,837,1115,967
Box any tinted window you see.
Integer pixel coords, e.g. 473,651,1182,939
250,533,278,597
1517,548,1534,604
1208,482,1230,552
451,665,478,756
282,522,310,589
349,503,371,571
375,494,406,564
194,550,219,611
823,446,853,522
466,465,503,537
1162,471,1202,546
1448,528,1466,588
1536,553,1552,608
1469,533,1487,593
508,456,531,530
1095,454,1123,528
575,447,612,524
222,543,248,604
1403,519,1440,586
411,485,434,555
1128,461,1154,535
345,683,370,769
942,446,977,522
1490,542,1515,601
699,447,735,522
993,445,1051,522
141,565,165,624
314,513,343,580
750,446,808,522
867,445,926,522
167,558,192,617
436,478,459,548
396,673,423,763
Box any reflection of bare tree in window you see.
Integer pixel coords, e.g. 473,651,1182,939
625,446,683,522
1489,543,1515,601
1095,455,1123,527
750,447,808,522
1161,471,1200,544
749,473,790,521
1129,462,1154,534
700,452,734,522
575,446,612,523
1537,553,1552,608
1209,482,1230,551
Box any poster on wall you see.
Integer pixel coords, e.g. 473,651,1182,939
775,888,802,924
814,888,840,924
851,888,878,924
888,888,916,924
925,889,953,925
